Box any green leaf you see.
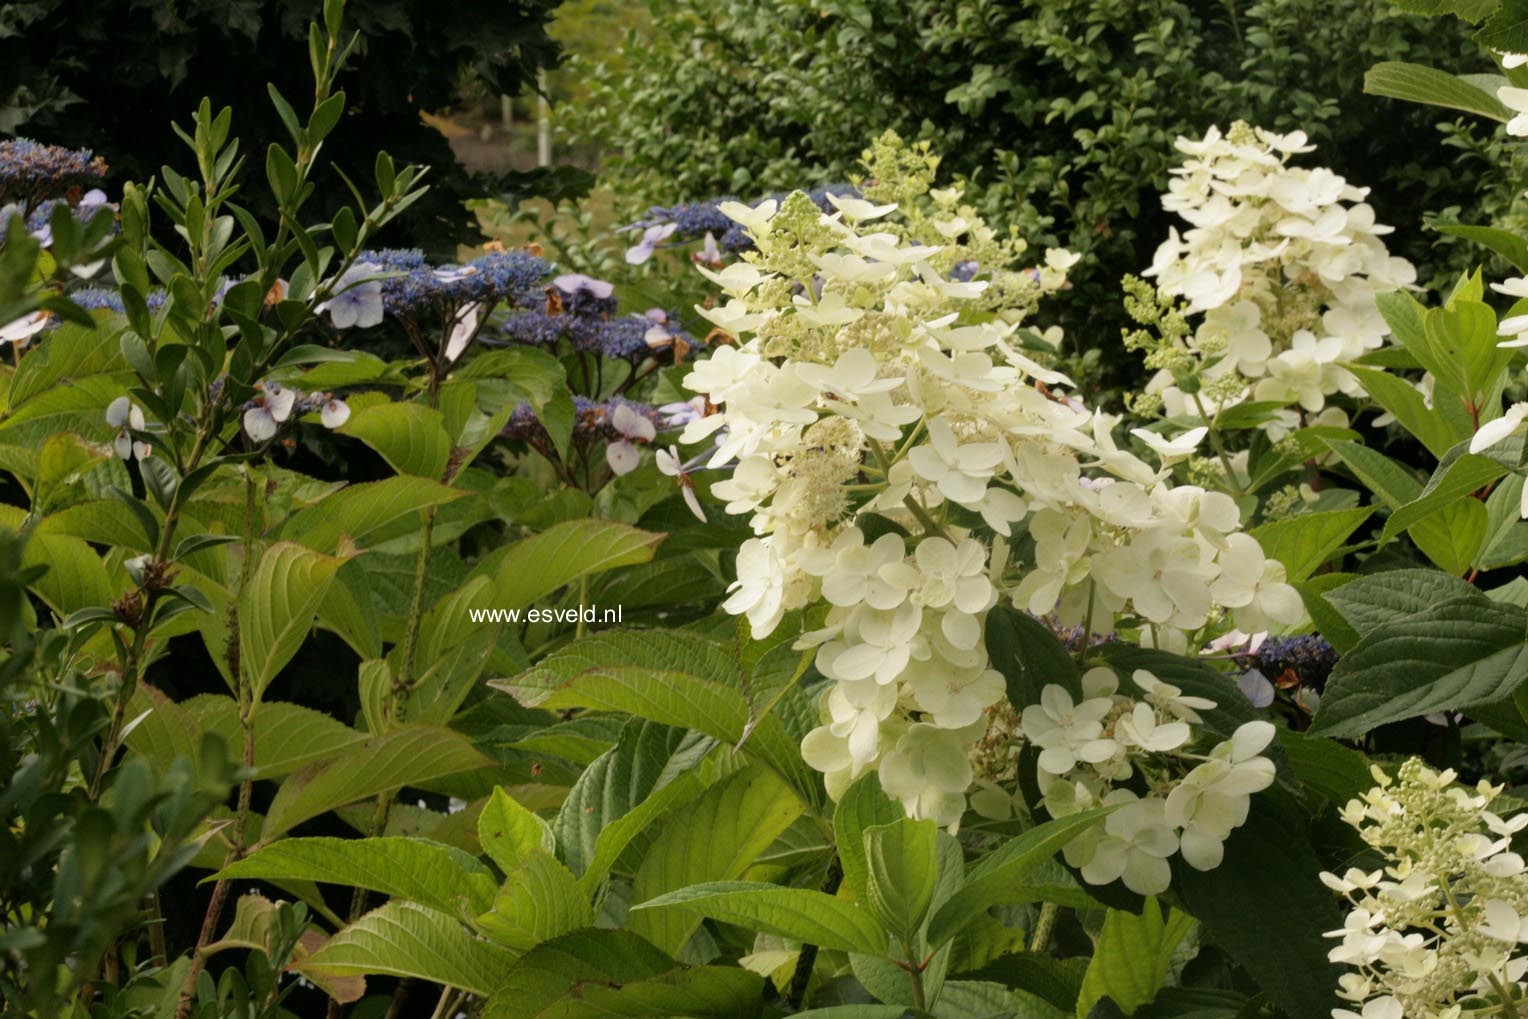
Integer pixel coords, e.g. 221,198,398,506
1249,507,1372,583
1479,476,1528,569
1424,299,1510,406
1323,568,1478,635
632,881,887,955
239,541,347,701
497,630,818,806
475,850,592,951
833,772,906,904
472,519,665,611
1435,223,1528,274
482,929,763,1019
985,604,1081,705
1477,0,1528,52
1174,805,1343,1019
862,818,940,942
284,476,467,553
338,401,453,480
181,695,364,779
1311,597,1528,737
1380,443,1508,543
1075,898,1195,1019
1364,61,1511,120
478,786,556,875
1344,364,1460,458
963,952,1086,1014
216,836,498,915
629,763,804,956
297,900,514,995
553,720,714,880
926,805,1116,950
263,725,492,838
1277,730,1374,806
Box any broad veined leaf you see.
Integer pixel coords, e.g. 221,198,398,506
180,695,365,778
552,720,716,880
962,951,1087,1014
296,900,514,995
216,836,499,915
1364,61,1511,120
475,849,592,951
1174,804,1343,1019
1477,475,1528,570
1322,568,1478,636
629,763,804,955
481,929,763,1019
239,541,347,701
22,531,115,616
1380,442,1507,543
497,629,819,806
1277,731,1374,806
472,518,664,611
1311,596,1528,737
1075,898,1195,1019
985,604,1081,706
833,772,906,903
926,805,1117,950
262,725,493,838
478,785,556,875
632,881,887,955
1323,439,1479,571
4,319,128,411
338,400,453,479
1344,364,1462,458
1249,506,1372,583
861,818,939,942
283,475,466,553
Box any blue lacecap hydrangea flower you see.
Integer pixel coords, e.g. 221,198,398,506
624,185,858,253
0,138,109,206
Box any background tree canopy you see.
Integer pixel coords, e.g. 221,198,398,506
0,0,563,250
570,0,1525,389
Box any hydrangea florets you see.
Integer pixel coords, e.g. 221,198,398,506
677,130,1304,828
1135,122,1417,439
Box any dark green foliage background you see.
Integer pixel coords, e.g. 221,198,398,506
572,0,1526,394
0,0,561,250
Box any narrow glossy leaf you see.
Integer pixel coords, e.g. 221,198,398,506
1435,223,1528,274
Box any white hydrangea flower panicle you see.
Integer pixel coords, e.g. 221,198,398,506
1321,759,1528,1019
679,131,1302,830
1025,667,1278,895
1131,121,1416,445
